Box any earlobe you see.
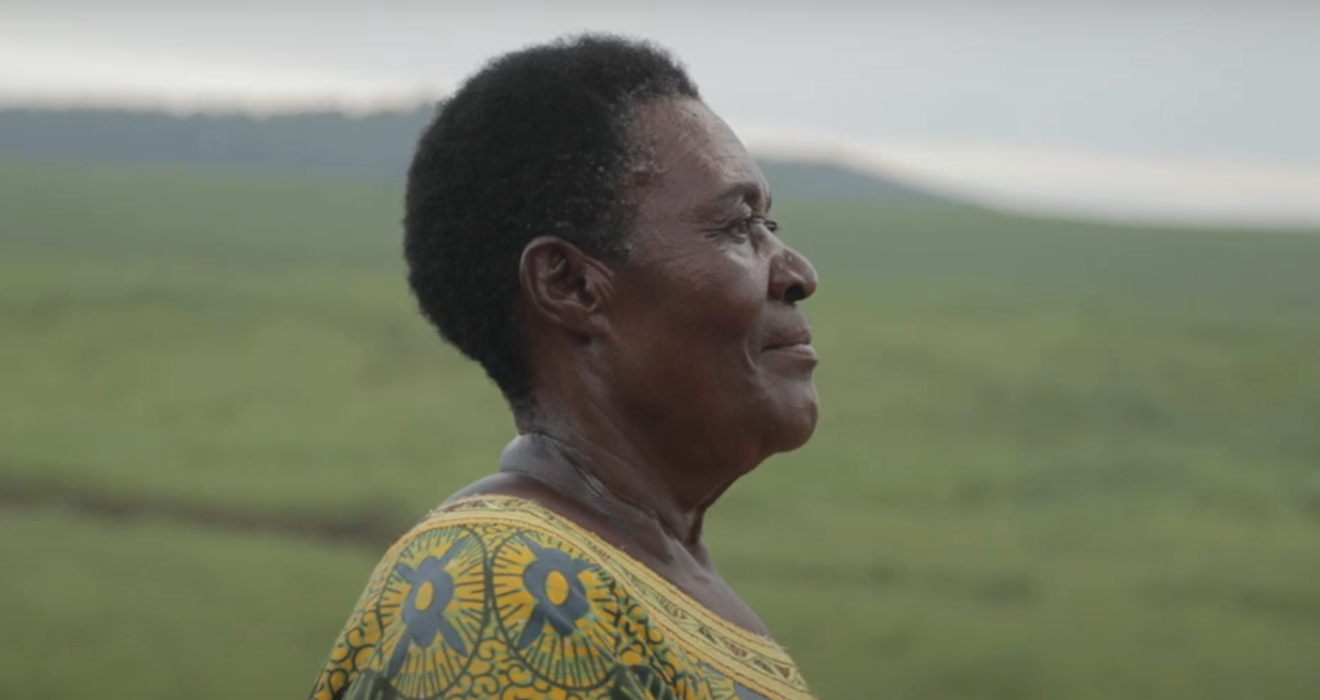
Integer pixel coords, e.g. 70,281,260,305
518,236,613,336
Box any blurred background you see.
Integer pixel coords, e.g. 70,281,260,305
2,2,1319,699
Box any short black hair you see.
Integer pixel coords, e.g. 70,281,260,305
403,33,700,411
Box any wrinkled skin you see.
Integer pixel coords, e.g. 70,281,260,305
452,97,820,634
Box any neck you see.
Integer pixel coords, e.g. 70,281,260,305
500,392,738,554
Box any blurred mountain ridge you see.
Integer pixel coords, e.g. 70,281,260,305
0,106,956,205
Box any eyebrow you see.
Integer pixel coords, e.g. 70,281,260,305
710,181,772,211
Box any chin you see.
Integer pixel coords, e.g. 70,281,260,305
764,389,820,454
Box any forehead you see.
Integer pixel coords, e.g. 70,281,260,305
630,98,768,214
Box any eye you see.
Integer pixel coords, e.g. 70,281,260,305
722,217,754,241
723,216,778,241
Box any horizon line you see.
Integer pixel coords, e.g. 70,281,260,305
2,95,1318,229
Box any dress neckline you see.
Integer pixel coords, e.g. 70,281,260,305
422,493,788,650
407,494,817,699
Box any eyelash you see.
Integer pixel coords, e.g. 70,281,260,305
725,216,779,240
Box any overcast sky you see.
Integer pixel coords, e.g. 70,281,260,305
2,0,1318,225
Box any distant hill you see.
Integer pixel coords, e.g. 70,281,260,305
0,107,428,184
0,107,954,206
754,158,947,204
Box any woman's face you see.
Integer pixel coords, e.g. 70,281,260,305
604,98,820,466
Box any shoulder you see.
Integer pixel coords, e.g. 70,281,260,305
309,499,702,700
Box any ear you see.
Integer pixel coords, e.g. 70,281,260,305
518,236,615,336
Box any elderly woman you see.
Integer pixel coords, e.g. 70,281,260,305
308,33,820,700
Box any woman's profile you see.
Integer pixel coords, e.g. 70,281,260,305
308,33,821,700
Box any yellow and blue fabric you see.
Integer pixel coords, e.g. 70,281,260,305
307,495,818,700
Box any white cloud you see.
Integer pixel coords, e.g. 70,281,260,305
0,38,444,115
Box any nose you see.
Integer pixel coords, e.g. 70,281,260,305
769,243,819,304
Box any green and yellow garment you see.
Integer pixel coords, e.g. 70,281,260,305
308,495,818,700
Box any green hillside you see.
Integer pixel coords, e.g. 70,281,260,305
2,160,1320,700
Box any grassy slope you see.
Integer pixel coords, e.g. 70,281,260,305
3,160,1320,700
0,507,376,700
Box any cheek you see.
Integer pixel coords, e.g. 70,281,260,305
622,292,757,378
660,263,764,358
613,260,766,389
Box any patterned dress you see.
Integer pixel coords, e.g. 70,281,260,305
307,495,818,700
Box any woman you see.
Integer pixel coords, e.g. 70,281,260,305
308,33,821,700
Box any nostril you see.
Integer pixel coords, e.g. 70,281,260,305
783,283,806,304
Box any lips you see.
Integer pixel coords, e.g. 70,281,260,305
762,312,815,361
764,331,812,352
762,331,816,361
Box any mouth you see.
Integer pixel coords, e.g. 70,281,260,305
763,336,817,362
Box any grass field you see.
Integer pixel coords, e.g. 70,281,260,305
3,159,1320,700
